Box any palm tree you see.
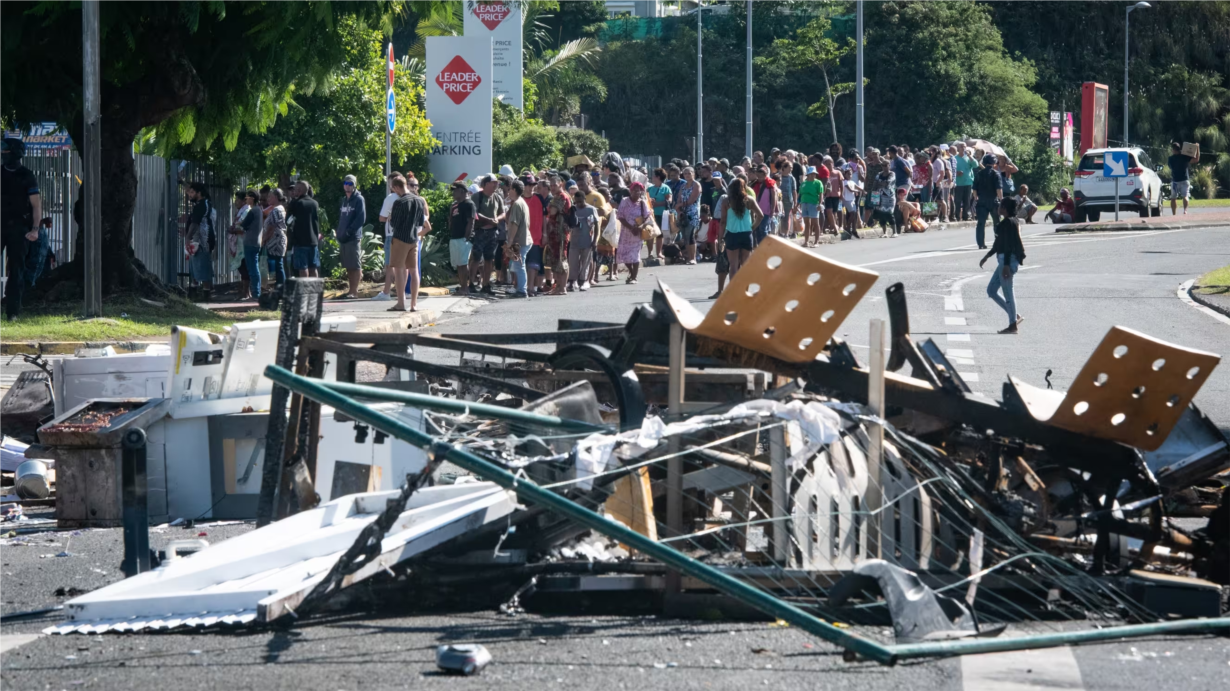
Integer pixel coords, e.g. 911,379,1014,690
526,38,606,125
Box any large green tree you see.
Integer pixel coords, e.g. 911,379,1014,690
176,20,435,224
0,1,423,294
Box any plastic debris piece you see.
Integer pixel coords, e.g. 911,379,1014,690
436,644,492,676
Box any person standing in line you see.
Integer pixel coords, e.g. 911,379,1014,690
335,174,366,299
841,168,861,238
750,165,777,245
996,155,1018,199
261,188,288,288
239,189,263,300
1,138,40,320
386,175,426,311
675,166,701,264
227,190,250,298
980,197,1026,334
542,178,570,296
822,156,843,233
447,181,476,296
469,175,506,296
374,172,406,301
872,166,898,236
886,145,913,200
710,185,731,299
503,179,532,298
287,180,321,278
567,189,597,292
913,151,933,206
616,181,652,285
647,168,672,261
526,179,549,294
1168,141,1195,215
185,181,216,299
798,166,824,247
778,156,797,238
931,147,949,222
720,177,763,278
698,164,717,225
861,148,885,227
698,173,726,261
971,154,1003,249
951,142,977,221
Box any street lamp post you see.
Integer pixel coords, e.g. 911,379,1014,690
856,0,864,154
745,0,753,159
697,1,703,164
1124,1,1150,145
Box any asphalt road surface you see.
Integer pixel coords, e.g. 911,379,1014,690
4,220,1230,690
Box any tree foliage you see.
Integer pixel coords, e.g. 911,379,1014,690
0,0,413,293
183,19,436,220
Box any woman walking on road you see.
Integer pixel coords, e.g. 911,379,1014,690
980,197,1027,334
616,181,652,284
675,167,701,264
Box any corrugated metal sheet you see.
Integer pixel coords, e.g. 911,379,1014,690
132,154,168,280
20,149,82,266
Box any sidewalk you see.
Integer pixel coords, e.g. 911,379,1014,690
1055,210,1230,233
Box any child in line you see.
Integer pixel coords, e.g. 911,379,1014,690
842,169,861,238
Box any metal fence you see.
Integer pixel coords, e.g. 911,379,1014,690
3,150,241,293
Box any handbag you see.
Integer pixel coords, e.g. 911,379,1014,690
640,215,660,242
660,209,676,243
601,212,621,246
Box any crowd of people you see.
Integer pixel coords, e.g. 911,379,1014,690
164,131,1096,329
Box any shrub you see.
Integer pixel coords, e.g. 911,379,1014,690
554,127,609,166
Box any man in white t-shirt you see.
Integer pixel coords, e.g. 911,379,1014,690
373,172,407,301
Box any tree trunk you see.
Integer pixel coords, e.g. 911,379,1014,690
822,68,838,146
35,44,205,302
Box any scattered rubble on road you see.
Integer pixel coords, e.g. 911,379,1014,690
4,240,1229,665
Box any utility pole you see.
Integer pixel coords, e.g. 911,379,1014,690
697,1,703,164
745,0,753,159
82,0,102,317
856,0,865,154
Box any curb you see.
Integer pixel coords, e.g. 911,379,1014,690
1188,286,1230,320
0,341,163,356
355,308,439,333
1056,218,1230,233
1177,280,1230,327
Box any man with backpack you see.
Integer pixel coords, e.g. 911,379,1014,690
971,154,1003,249
186,182,216,301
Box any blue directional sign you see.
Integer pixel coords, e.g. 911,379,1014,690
1103,150,1129,178
386,89,396,133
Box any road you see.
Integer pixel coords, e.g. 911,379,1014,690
4,221,1230,691
423,221,1230,434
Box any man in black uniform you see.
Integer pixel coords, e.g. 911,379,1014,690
2,138,42,320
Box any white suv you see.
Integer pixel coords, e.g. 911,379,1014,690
1072,147,1163,222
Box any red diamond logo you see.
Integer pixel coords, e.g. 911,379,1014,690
472,2,511,31
435,55,482,105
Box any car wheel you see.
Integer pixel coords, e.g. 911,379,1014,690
1088,210,1101,222
1075,209,1087,223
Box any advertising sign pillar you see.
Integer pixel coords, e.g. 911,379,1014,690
426,37,493,185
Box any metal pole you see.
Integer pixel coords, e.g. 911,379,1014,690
745,0,753,159
121,428,150,577
697,2,703,164
82,0,102,317
866,318,885,559
1115,177,1120,221
665,321,686,595
1123,6,1130,145
262,364,897,665
856,0,865,154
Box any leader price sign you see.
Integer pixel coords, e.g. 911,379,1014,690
463,1,522,109
426,36,493,184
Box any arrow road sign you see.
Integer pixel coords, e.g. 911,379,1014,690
387,89,396,133
1103,150,1129,177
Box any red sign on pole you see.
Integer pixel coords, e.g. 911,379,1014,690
388,43,395,88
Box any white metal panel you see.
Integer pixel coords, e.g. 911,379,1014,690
159,417,214,520
53,354,171,417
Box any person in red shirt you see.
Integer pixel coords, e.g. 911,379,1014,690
1047,188,1075,223
527,179,548,293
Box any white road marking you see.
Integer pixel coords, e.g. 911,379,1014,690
959,372,980,382
0,634,42,654
947,333,971,342
960,644,1085,691
1177,279,1230,327
945,316,967,326
945,297,965,311
947,349,974,358
951,357,976,366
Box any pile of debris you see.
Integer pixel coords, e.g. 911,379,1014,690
32,238,1230,664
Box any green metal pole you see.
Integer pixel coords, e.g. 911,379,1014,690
316,378,612,434
263,364,898,665
890,617,1230,661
